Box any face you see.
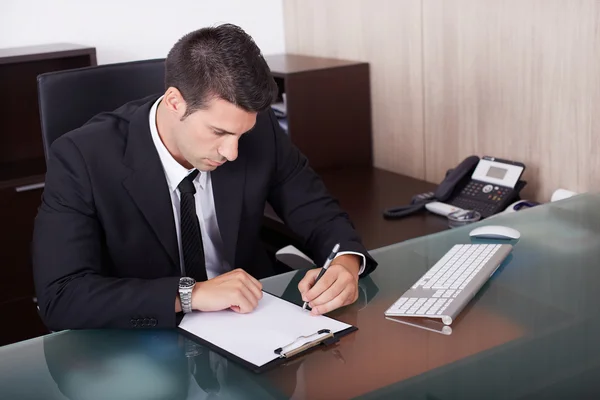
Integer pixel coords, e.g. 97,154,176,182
159,88,257,171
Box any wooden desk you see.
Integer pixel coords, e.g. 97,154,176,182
262,166,449,252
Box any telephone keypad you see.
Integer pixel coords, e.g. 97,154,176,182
450,182,513,217
464,182,510,197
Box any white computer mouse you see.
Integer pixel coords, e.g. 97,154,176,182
469,225,521,240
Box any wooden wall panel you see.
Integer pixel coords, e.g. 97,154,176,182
283,0,426,178
423,0,600,201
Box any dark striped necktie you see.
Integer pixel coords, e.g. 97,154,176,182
177,170,208,282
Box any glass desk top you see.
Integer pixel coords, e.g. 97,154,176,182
2,193,600,399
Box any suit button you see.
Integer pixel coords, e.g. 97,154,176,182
130,319,137,327
150,318,157,327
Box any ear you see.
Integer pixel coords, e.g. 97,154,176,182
162,87,187,119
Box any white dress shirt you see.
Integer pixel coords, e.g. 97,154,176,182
149,97,231,279
149,96,365,278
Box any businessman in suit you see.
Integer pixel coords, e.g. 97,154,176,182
33,23,377,331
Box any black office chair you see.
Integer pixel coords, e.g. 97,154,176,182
34,59,165,331
37,58,166,158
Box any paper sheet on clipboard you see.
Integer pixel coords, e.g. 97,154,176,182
179,292,353,368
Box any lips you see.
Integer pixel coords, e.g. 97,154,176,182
206,159,225,167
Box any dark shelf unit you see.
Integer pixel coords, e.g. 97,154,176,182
0,43,97,346
264,54,372,170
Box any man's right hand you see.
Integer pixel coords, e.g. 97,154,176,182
191,269,263,313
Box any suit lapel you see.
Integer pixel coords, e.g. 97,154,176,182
211,155,246,268
122,98,180,270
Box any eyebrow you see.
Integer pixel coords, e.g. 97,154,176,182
209,125,237,136
209,123,257,136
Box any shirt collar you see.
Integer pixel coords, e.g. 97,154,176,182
149,95,206,191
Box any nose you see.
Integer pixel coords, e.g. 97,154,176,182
219,136,239,162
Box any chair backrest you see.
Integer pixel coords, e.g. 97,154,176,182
37,58,166,159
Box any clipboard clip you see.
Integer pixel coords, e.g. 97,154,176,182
274,329,337,358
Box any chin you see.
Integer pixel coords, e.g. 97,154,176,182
196,163,217,172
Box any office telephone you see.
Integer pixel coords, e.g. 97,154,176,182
383,156,526,219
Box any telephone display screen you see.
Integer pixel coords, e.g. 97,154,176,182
486,166,508,180
472,158,524,188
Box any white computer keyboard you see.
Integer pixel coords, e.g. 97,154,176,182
412,244,501,291
386,244,511,325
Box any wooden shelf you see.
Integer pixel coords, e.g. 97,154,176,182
264,54,372,171
266,53,367,77
0,157,46,187
0,43,97,66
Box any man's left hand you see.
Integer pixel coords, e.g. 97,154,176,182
298,254,361,315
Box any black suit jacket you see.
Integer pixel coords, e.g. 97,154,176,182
33,95,377,331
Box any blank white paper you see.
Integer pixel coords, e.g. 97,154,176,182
178,292,352,368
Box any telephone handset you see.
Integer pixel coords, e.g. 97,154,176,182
434,156,481,202
383,155,526,219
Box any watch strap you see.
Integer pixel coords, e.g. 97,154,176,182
180,287,193,313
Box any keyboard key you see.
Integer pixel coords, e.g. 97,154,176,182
393,298,408,309
434,299,447,308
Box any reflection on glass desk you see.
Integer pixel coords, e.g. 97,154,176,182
2,193,600,399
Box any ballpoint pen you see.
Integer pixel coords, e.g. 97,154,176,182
303,243,340,310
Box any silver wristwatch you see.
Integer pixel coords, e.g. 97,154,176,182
179,277,196,313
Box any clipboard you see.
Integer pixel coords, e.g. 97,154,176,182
178,291,357,373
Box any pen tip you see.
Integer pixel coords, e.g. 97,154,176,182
333,243,340,252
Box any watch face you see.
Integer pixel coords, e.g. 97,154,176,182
179,277,196,288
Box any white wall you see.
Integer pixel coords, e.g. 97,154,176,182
0,0,285,64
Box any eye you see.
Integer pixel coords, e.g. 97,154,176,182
213,130,228,137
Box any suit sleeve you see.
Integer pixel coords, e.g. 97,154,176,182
32,136,180,331
265,111,377,276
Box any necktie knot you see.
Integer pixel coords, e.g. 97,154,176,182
178,170,199,194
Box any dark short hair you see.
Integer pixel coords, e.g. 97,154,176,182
165,23,278,117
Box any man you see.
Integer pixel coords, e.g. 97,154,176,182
33,24,377,331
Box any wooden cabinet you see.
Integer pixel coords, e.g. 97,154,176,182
264,54,372,170
0,44,96,346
